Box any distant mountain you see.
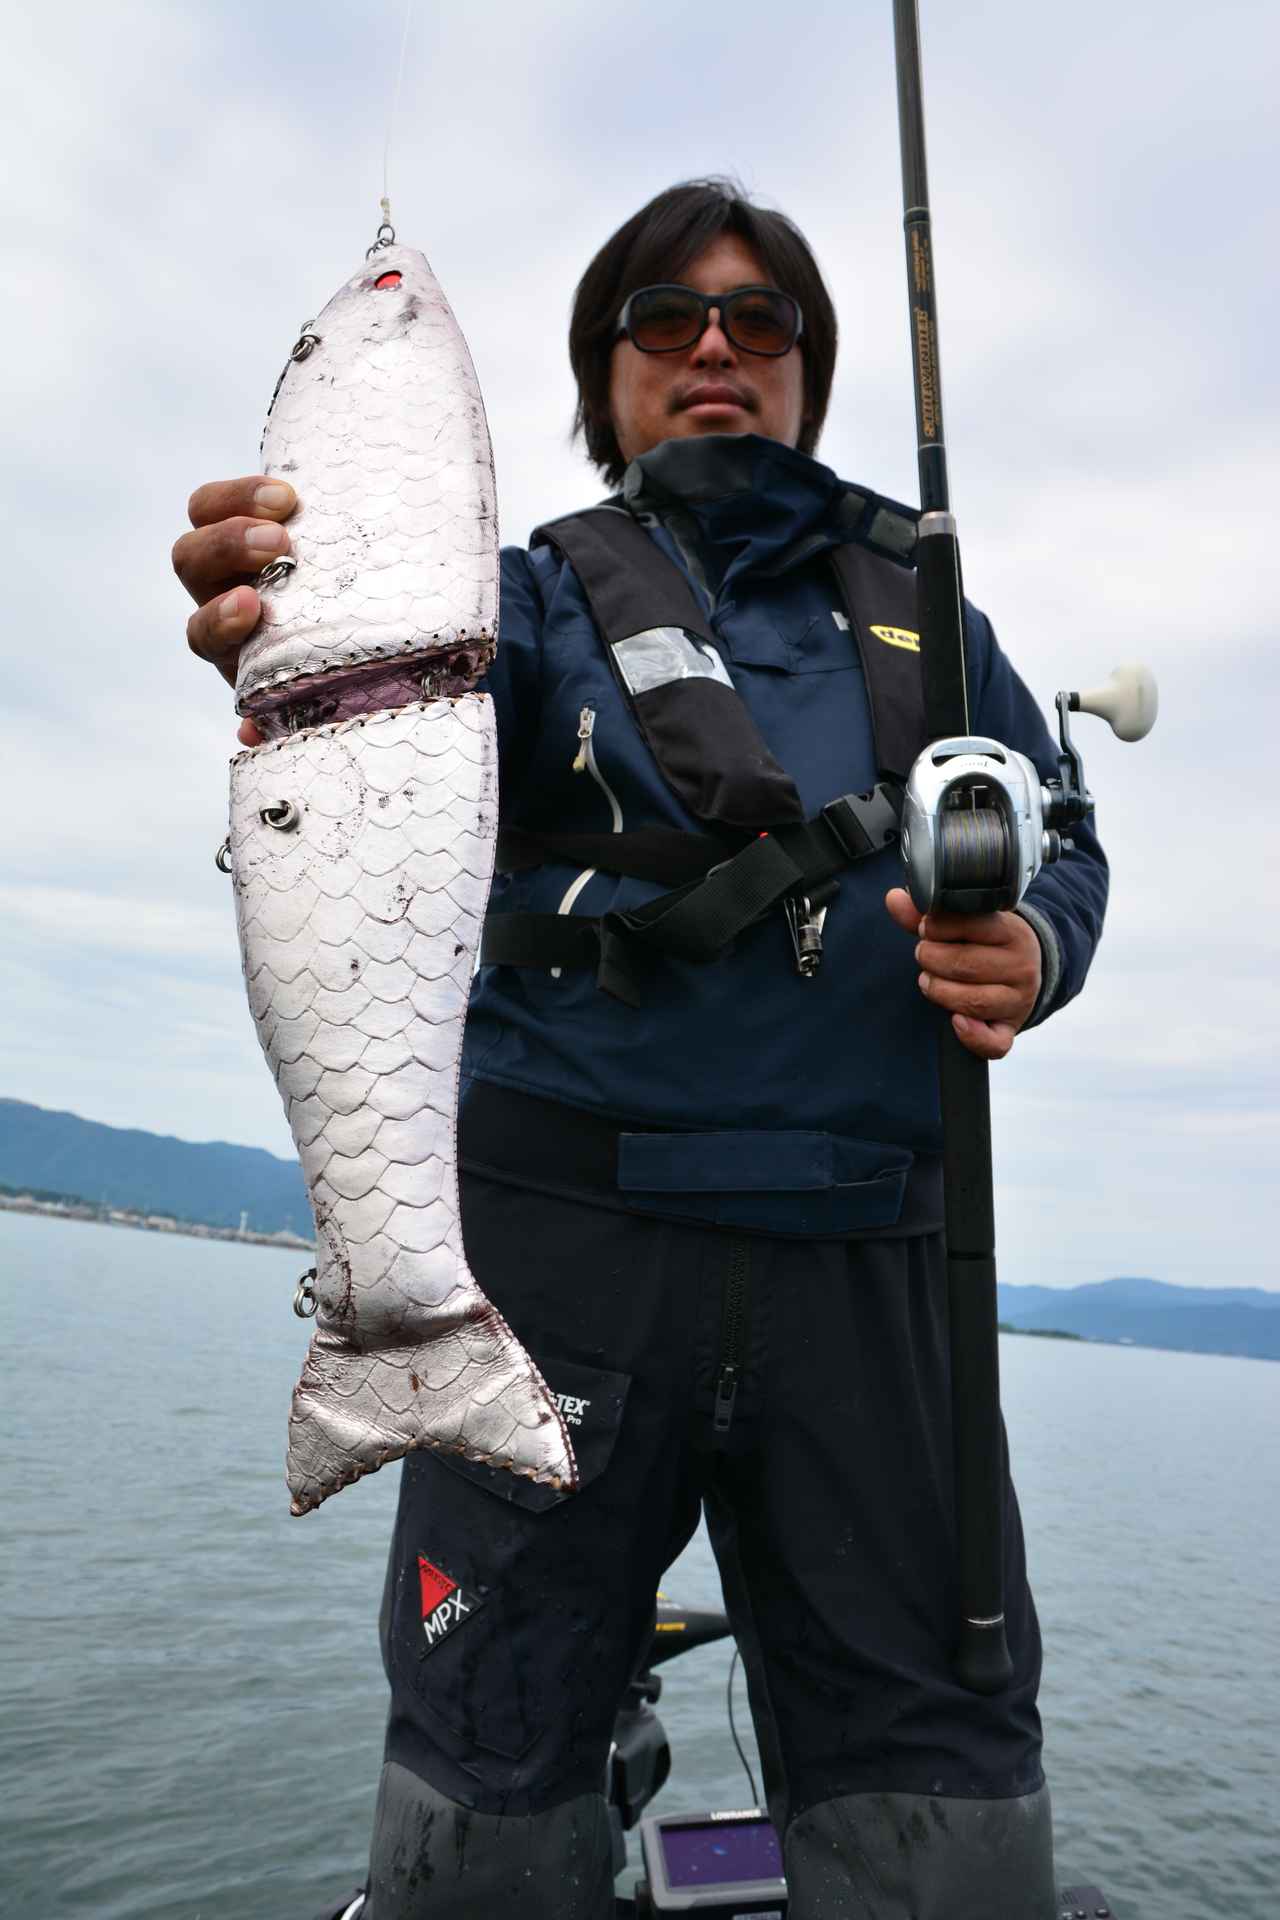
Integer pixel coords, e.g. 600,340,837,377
998,1277,1280,1362
4,1098,1277,1357
0,1098,309,1236
1000,1275,1280,1314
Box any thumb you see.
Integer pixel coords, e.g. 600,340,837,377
884,886,923,936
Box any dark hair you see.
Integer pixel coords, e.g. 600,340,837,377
569,178,839,487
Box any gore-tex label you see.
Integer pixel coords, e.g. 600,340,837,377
552,1391,592,1427
417,1554,485,1651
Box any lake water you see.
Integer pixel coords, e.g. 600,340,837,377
1,1211,1276,1918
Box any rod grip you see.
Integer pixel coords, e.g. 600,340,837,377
916,522,969,737
946,1239,1012,1694
939,1031,994,1255
954,1615,1014,1696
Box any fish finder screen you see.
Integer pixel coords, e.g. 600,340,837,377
660,1817,783,1888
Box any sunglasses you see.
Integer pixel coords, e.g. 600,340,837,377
616,284,804,357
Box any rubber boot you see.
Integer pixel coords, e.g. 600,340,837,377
362,1760,616,1919
783,1785,1057,1920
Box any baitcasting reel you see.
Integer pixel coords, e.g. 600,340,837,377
901,663,1157,915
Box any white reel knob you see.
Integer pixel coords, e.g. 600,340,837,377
1071,663,1158,743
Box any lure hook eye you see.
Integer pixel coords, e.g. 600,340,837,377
259,800,300,832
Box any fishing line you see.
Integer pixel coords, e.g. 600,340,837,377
379,0,415,235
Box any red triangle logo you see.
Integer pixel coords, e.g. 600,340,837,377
418,1556,457,1617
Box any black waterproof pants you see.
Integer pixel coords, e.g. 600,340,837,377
365,1169,1050,1917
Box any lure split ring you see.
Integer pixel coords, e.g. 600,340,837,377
256,554,297,590
259,800,300,832
293,1268,319,1319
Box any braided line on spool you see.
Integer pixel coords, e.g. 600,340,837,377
936,806,1009,890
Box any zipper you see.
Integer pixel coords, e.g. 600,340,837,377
571,705,594,775
713,1241,750,1437
556,705,623,909
569,705,623,828
552,706,625,975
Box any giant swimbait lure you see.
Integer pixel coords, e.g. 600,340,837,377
227,240,576,1514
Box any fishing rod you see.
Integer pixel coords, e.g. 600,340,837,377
891,0,1157,1694
891,0,1009,1697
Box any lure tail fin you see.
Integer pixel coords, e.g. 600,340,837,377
287,1311,577,1515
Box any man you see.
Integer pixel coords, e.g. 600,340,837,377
175,180,1106,1919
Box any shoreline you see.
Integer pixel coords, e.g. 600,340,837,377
3,1197,1274,1362
0,1192,312,1253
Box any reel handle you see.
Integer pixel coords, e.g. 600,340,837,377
1069,663,1158,743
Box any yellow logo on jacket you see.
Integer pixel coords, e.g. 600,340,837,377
870,624,920,652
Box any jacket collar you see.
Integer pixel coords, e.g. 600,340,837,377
622,434,864,592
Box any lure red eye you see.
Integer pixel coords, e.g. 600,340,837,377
374,271,402,291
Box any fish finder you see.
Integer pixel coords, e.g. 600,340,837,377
635,1807,788,1916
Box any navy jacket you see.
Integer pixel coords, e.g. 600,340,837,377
462,437,1106,1218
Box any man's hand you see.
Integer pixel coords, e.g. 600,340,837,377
884,887,1042,1061
172,475,298,745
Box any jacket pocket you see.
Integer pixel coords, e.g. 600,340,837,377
617,1129,914,1234
433,1351,630,1513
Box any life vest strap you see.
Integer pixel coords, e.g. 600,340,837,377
496,823,733,886
481,785,902,1006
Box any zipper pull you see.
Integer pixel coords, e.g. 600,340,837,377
713,1362,740,1435
572,706,595,773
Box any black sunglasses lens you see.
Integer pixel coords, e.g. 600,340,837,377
725,291,796,353
627,288,704,351
624,286,800,354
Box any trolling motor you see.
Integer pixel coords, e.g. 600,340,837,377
607,1598,788,1916
901,665,1158,914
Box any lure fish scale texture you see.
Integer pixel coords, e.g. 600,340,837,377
238,246,499,705
228,245,575,1513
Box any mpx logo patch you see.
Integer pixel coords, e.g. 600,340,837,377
417,1554,485,1651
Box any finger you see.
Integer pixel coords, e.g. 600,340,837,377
952,1014,1016,1061
915,936,1035,989
918,905,1013,945
188,584,261,686
917,972,1027,1023
172,514,291,606
237,716,264,747
187,476,296,530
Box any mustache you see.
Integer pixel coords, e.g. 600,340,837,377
667,382,757,416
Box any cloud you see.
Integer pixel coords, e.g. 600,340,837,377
0,884,229,962
1,0,1276,1287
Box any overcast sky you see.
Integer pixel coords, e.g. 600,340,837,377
2,0,1276,1291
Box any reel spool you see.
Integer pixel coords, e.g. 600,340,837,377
933,803,1011,896
901,737,1044,915
902,664,1157,915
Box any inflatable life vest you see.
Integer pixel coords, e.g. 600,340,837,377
480,493,932,1006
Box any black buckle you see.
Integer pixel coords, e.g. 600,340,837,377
821,786,901,861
